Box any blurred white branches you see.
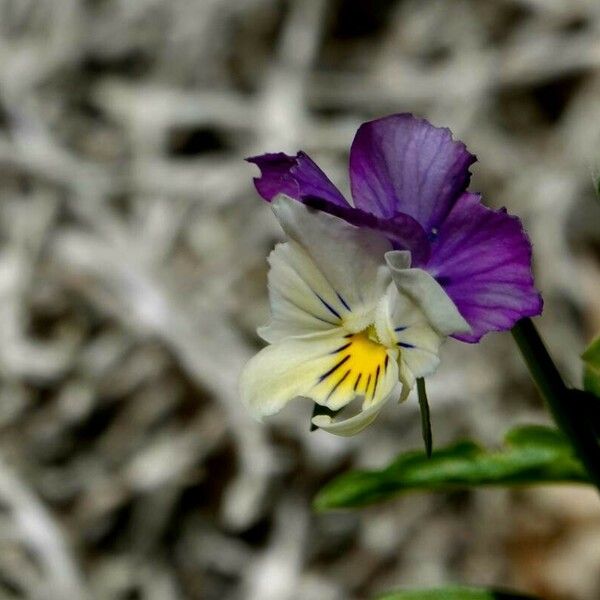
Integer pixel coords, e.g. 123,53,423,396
0,0,598,598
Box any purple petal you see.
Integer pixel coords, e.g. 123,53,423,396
349,114,476,233
247,151,347,207
303,196,431,267
425,193,543,343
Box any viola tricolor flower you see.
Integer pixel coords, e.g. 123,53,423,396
242,113,542,434
240,196,470,435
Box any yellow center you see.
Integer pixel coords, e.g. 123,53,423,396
315,329,390,406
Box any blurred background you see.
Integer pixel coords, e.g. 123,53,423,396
0,1,599,599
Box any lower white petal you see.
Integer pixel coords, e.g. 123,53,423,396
311,383,398,436
241,327,400,423
240,330,346,419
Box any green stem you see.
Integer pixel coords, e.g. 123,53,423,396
416,378,432,458
512,318,600,491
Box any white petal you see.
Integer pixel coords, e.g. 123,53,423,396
375,283,443,383
398,362,415,398
385,250,471,336
311,383,398,436
241,326,400,422
240,330,347,418
271,195,392,321
258,241,347,343
388,250,412,269
401,346,441,383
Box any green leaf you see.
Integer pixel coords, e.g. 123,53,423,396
376,586,540,600
582,334,600,398
417,378,432,457
314,425,589,510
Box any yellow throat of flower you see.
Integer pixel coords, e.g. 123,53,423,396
315,327,391,407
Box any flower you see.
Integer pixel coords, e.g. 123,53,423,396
240,196,470,435
248,114,542,342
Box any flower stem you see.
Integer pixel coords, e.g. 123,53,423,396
416,378,432,458
512,318,600,491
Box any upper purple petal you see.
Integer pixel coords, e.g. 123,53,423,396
247,151,348,207
349,114,476,233
425,192,543,343
303,196,431,266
